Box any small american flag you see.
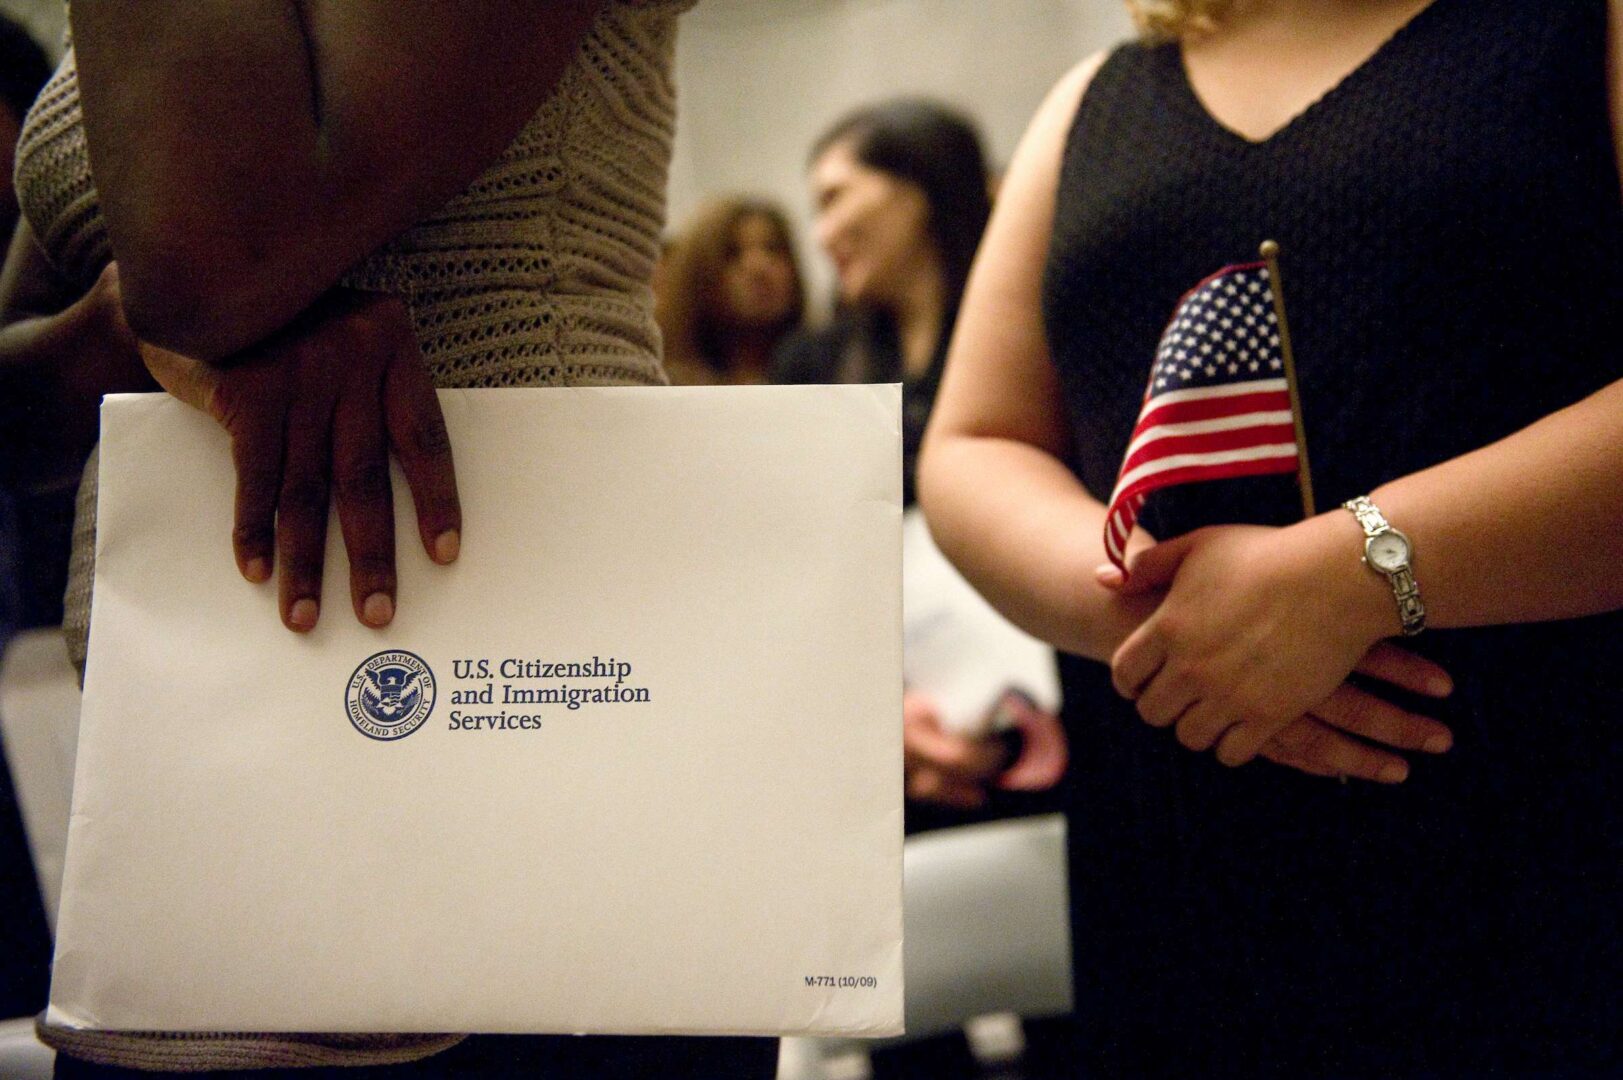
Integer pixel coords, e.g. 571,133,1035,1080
1103,260,1300,571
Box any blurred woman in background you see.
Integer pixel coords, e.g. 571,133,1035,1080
656,196,804,385
776,98,987,506
779,99,1067,821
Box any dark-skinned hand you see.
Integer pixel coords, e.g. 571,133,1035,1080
136,276,461,632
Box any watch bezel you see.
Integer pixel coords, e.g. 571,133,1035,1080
1364,528,1412,574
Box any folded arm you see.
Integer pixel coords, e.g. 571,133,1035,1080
0,221,458,633
0,222,153,488
1109,376,1623,759
71,0,606,359
1106,7,1623,765
917,55,1454,784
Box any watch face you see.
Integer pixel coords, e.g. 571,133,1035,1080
1367,530,1411,572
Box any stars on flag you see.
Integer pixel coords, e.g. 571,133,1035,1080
1102,261,1303,571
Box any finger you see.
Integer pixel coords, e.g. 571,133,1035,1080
1173,698,1235,753
1096,525,1166,591
1110,626,1166,701
1212,706,1303,767
1256,725,1340,779
228,388,285,585
1214,717,1279,767
140,343,217,414
1353,641,1453,698
1310,683,1453,754
1132,669,1197,729
1116,531,1198,594
276,356,336,633
903,720,1008,781
333,370,396,628
384,338,460,565
907,735,1008,782
996,706,1069,791
906,768,988,809
902,696,1009,778
1262,717,1410,784
902,691,942,728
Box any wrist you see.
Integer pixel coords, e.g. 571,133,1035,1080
1076,529,1158,663
1281,510,1405,650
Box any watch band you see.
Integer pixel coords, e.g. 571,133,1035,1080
1342,496,1426,636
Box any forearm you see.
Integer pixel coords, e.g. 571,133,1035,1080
1,224,155,487
73,3,341,355
919,432,1155,663
1369,379,1623,628
913,53,1131,661
0,306,144,488
71,1,603,359
1278,379,1623,644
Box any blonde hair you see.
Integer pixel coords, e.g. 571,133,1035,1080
1124,0,1236,41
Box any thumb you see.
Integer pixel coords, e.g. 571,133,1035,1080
140,341,218,415
902,691,942,729
1101,532,1197,595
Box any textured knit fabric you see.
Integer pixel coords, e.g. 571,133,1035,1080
1043,0,1622,1075
40,1030,467,1074
49,1032,781,1079
13,2,734,1073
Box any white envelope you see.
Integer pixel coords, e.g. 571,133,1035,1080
48,386,904,1038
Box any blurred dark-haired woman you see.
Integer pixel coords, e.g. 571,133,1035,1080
781,101,1068,811
778,98,991,522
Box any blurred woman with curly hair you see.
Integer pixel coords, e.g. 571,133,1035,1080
656,197,804,385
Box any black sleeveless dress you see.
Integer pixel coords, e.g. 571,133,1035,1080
1042,1,1622,1075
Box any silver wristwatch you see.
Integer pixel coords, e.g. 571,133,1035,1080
1342,496,1425,636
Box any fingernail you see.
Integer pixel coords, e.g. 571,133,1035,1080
1428,675,1453,696
1095,564,1124,587
1423,733,1451,754
434,530,460,564
245,558,269,583
1378,761,1409,784
290,598,319,631
363,592,393,626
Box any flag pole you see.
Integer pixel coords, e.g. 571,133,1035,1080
1259,240,1315,519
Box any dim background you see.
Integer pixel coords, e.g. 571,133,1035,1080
3,0,1133,307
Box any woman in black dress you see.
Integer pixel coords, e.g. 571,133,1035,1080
919,0,1622,1075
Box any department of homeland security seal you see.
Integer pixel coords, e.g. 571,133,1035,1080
346,650,436,741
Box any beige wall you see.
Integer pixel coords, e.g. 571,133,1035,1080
1,0,63,59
